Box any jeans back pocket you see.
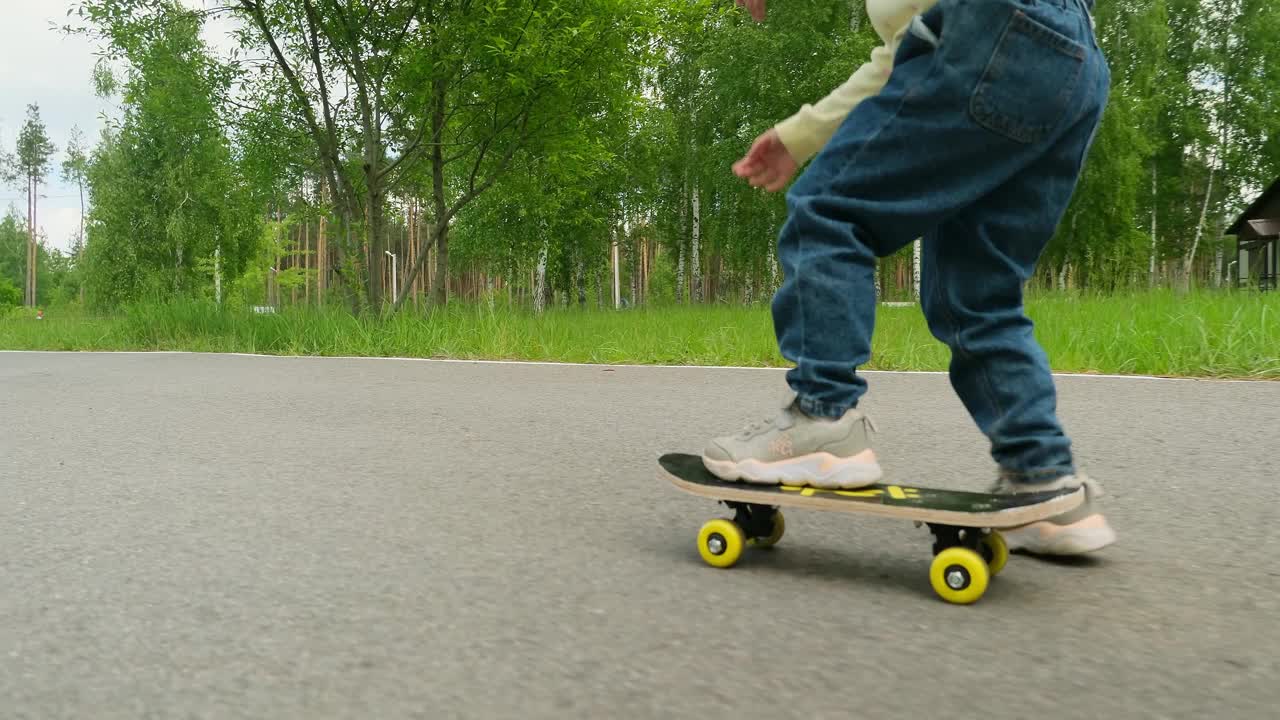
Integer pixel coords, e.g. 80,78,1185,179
969,9,1086,144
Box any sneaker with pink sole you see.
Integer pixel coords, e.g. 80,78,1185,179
992,474,1117,555
701,393,882,489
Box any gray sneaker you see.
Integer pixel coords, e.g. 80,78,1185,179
701,393,883,489
991,473,1117,555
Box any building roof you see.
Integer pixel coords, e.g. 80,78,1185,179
1227,176,1280,236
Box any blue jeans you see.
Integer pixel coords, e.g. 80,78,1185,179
771,0,1108,483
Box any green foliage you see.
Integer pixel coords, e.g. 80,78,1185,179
0,213,25,288
37,246,77,306
0,212,76,306
0,278,20,307
60,128,90,191
14,103,57,186
33,0,1280,311
76,0,260,308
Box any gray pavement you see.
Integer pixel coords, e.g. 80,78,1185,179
2,351,1278,719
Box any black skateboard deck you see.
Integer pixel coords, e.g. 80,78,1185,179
659,453,1083,527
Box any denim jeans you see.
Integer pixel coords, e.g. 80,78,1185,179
771,0,1109,482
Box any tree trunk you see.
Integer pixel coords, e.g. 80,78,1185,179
432,224,449,306
1182,162,1216,292
426,75,449,307
595,262,604,309
912,239,922,299
676,240,686,304
291,224,300,306
26,174,37,307
769,249,779,294
274,242,282,306
304,220,311,305
426,233,435,302
318,214,328,303
365,179,386,310
535,239,549,314
677,178,689,304
708,253,722,303
691,184,702,303
78,179,85,255
611,230,621,309
631,232,640,307
641,236,649,305
78,175,85,304
408,202,417,309
571,252,583,307
336,206,360,313
646,236,654,303
1149,162,1158,287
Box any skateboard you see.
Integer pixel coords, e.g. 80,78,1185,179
658,453,1086,605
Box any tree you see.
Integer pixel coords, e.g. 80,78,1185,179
11,104,57,306
77,0,259,307
58,0,1280,304
230,0,428,310
0,213,26,296
62,126,90,256
227,0,663,309
62,126,92,302
649,1,870,301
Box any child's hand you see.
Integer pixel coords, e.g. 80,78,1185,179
735,0,767,22
733,128,798,192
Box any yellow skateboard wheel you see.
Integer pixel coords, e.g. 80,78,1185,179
930,547,990,604
698,519,746,568
751,511,786,548
979,531,1009,576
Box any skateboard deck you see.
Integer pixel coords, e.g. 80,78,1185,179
659,452,1087,605
658,453,1084,528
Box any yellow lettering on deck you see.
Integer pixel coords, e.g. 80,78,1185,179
834,489,884,498
782,486,915,499
781,486,818,497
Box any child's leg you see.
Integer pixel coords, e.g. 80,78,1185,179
919,111,1104,484
770,0,1105,420
913,13,1116,553
919,163,1122,552
705,0,1107,493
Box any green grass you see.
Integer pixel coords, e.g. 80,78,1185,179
2,290,1278,379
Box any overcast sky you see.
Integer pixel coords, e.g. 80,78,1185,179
0,2,110,252
0,1,238,253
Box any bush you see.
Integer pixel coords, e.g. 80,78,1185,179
0,278,22,307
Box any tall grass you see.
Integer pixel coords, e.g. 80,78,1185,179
2,289,1277,379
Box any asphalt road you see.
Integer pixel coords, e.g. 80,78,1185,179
2,352,1277,719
